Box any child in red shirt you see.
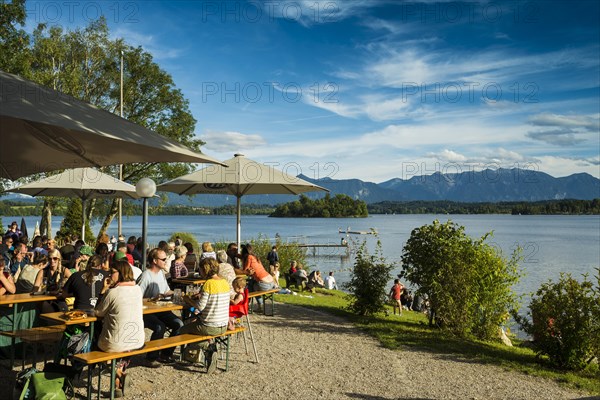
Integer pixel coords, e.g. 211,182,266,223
389,279,404,316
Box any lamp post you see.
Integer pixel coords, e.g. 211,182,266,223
136,178,156,269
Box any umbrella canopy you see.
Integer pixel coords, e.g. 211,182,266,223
5,167,140,240
0,70,225,180
158,154,329,247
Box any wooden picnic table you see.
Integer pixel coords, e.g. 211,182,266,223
0,292,58,366
41,300,184,343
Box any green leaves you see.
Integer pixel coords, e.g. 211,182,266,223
518,272,599,370
271,194,368,218
401,219,522,340
344,239,394,316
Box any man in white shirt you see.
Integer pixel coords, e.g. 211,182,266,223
324,271,338,290
137,248,183,367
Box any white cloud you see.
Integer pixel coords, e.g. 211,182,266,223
200,130,267,152
534,156,600,178
111,27,184,60
266,0,389,27
526,113,600,146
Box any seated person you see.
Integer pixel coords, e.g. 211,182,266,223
169,245,189,280
95,260,145,397
183,242,198,272
0,257,16,295
137,248,183,367
307,270,325,290
228,277,247,330
33,249,72,313
61,255,107,312
15,253,48,294
241,244,276,311
292,265,308,289
181,259,230,373
200,242,216,260
324,271,338,290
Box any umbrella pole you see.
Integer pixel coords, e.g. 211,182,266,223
81,198,86,243
236,196,241,250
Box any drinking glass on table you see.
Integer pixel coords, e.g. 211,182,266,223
173,288,182,304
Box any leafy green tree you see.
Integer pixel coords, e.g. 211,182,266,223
59,198,94,243
3,14,205,240
516,271,600,370
345,239,394,316
401,220,522,340
271,194,368,218
0,0,30,76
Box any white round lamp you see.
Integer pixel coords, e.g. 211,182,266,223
136,178,156,269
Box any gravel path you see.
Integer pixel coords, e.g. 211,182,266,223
2,302,596,399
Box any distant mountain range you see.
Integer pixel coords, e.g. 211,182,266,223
3,168,599,206
161,168,600,206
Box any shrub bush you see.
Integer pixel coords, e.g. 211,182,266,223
401,219,521,340
344,239,394,316
516,271,600,370
169,232,200,253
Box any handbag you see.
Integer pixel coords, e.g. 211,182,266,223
31,372,67,400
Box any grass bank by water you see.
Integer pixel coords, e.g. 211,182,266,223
274,288,599,395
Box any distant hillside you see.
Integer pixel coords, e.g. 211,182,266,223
7,168,594,207
160,168,599,206
377,169,600,202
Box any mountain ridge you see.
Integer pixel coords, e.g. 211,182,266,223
2,168,598,206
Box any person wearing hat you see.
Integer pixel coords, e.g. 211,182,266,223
114,250,142,281
72,245,94,273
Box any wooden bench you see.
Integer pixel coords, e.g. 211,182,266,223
74,327,245,400
0,325,66,369
248,289,279,316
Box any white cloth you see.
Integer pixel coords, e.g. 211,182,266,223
95,285,145,352
324,275,337,290
130,265,143,281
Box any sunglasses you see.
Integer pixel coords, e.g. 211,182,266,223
158,257,168,262
51,257,60,261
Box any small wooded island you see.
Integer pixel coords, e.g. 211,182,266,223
270,194,368,218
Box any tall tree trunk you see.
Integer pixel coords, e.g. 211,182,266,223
97,198,119,242
39,199,53,238
86,198,96,226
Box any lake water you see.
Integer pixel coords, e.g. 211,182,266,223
9,214,599,300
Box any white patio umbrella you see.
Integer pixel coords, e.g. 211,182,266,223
5,167,141,240
0,70,225,180
158,154,329,248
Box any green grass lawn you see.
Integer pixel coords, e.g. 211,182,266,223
274,288,600,395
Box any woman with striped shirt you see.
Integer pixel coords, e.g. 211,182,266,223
181,258,230,372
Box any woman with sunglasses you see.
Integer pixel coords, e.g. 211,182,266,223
32,249,72,293
94,260,144,397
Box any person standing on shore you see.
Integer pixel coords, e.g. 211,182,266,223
389,279,404,316
266,245,279,270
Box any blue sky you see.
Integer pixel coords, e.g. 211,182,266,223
24,0,600,182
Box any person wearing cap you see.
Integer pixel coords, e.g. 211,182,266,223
114,250,142,281
73,245,94,273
